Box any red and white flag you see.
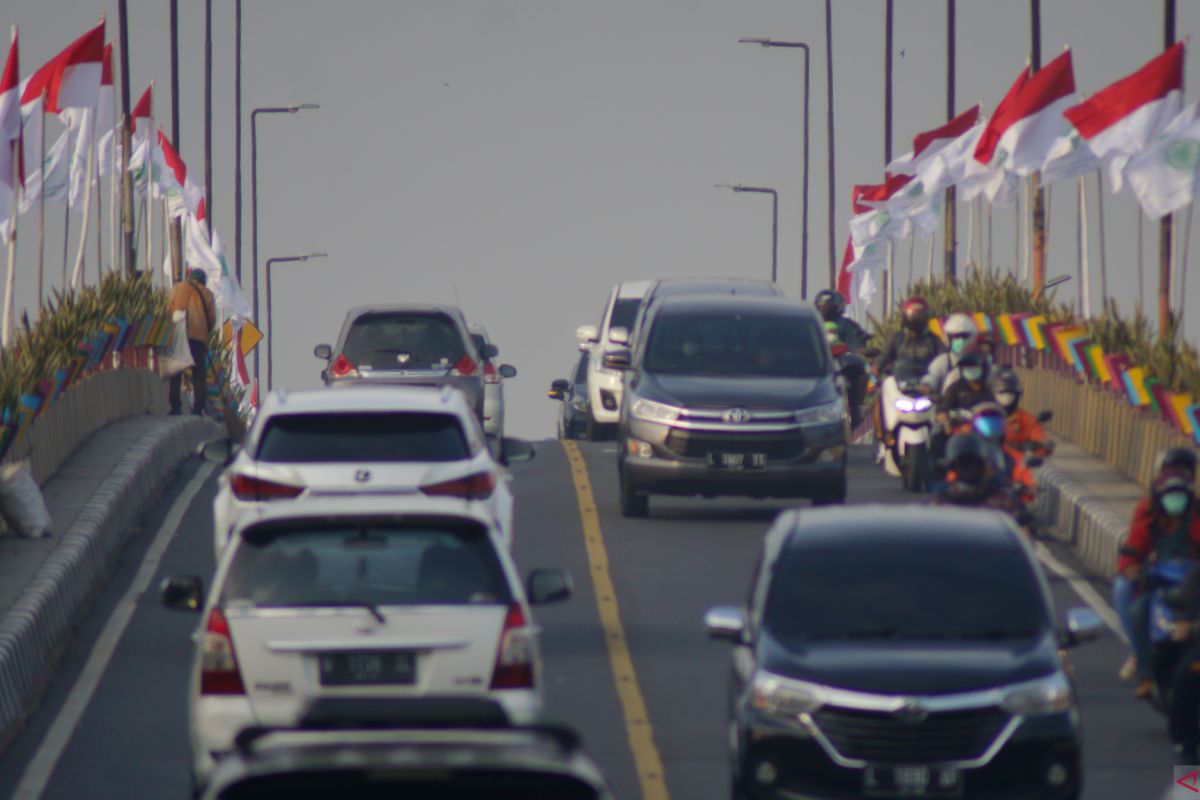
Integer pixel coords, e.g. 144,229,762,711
887,105,980,176
20,21,105,114
153,127,202,217
0,33,20,238
1063,41,1185,191
974,50,1075,176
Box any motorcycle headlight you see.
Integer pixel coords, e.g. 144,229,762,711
973,415,1005,439
912,397,933,413
1000,672,1072,716
795,400,845,427
894,397,916,413
630,399,682,424
750,672,823,722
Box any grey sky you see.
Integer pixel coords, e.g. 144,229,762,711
5,1,1200,438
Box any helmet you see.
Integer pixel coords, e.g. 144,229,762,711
1153,465,1195,496
945,433,991,486
944,313,976,338
900,297,931,333
815,290,846,322
188,268,207,286
1154,447,1199,478
990,368,1022,413
970,401,1006,441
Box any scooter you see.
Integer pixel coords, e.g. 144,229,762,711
879,357,935,492
1146,560,1196,714
831,342,871,429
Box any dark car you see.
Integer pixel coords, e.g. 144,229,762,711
549,352,591,439
705,505,1104,800
607,295,847,516
314,304,493,419
618,276,785,353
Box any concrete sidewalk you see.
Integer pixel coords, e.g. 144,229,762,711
0,414,220,746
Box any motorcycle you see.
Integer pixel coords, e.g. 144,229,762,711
831,342,871,429
879,357,935,492
1146,560,1196,714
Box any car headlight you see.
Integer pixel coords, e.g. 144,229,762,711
630,399,682,424
750,672,823,722
795,400,845,427
894,396,933,413
1000,672,1072,716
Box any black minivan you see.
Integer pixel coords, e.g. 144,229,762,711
606,295,848,517
705,505,1103,800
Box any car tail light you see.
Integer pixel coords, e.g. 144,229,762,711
230,473,304,502
420,471,496,500
330,353,359,379
452,354,478,377
483,361,500,385
200,608,246,695
490,604,535,689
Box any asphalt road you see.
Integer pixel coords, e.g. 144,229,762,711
0,442,1178,799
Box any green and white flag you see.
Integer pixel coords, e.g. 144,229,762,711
1125,101,1200,220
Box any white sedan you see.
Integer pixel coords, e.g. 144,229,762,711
162,495,573,791
208,386,525,557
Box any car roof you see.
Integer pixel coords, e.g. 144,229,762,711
773,505,1021,552
613,280,654,299
468,322,489,337
258,385,474,416
229,494,500,538
343,303,466,317
651,293,818,318
649,276,783,298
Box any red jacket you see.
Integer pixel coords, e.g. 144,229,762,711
1117,497,1200,572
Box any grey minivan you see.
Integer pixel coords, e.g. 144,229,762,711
315,304,493,419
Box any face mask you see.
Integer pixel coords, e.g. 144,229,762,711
996,392,1017,410
962,367,983,382
950,337,968,355
1161,491,1191,517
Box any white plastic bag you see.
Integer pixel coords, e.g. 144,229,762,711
159,309,194,379
0,461,52,538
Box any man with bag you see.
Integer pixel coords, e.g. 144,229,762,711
168,268,217,416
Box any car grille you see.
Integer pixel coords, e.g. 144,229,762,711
664,429,805,460
814,706,1010,764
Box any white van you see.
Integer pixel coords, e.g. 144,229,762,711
574,281,653,438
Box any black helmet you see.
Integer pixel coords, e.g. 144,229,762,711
1155,447,1199,478
900,296,931,333
815,290,846,322
989,367,1021,395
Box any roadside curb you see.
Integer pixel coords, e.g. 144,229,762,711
0,416,221,745
1033,463,1130,581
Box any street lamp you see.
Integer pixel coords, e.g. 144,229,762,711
251,102,319,389
738,37,811,299
266,251,327,392
716,184,778,284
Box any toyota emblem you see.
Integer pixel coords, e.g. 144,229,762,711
354,469,372,483
894,699,929,724
723,407,751,424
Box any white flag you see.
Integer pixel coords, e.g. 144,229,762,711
62,107,93,208
19,128,71,213
1040,126,1100,187
1125,101,1200,220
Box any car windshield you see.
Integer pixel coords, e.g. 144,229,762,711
573,353,589,384
609,298,641,332
763,536,1048,641
342,312,465,371
255,413,470,463
218,771,601,799
643,312,828,378
223,523,512,608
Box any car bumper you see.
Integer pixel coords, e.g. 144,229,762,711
735,709,1082,800
588,369,623,424
621,419,846,498
328,375,485,416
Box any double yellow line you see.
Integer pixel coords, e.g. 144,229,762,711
561,441,670,800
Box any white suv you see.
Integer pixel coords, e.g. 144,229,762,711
575,280,652,438
207,386,524,556
161,496,572,790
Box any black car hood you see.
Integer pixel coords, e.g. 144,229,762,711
759,632,1059,696
638,372,836,410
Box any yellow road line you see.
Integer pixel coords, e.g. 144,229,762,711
561,441,670,800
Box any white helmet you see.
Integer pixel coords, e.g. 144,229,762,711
944,313,976,337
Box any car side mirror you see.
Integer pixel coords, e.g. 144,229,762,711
608,326,630,346
548,379,568,401
501,437,537,465
602,349,633,371
1037,410,1053,424
199,438,238,465
479,343,500,360
704,605,748,643
160,575,204,612
314,343,332,361
499,364,518,379
526,568,574,605
576,324,599,345
1060,607,1104,647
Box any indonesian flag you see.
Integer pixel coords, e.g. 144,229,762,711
974,50,1075,176
20,21,105,114
917,120,986,195
1063,42,1185,192
62,45,111,208
887,105,981,176
1125,101,1200,219
0,33,20,236
100,81,150,178
154,127,202,217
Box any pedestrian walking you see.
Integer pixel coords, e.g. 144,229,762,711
168,268,217,416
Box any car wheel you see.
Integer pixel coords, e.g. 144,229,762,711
584,414,597,441
620,472,649,517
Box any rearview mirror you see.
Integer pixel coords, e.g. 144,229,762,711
527,568,574,605
499,364,518,379
479,343,500,360
1060,607,1104,647
314,343,332,361
1037,410,1053,424
602,349,633,371
576,324,599,344
608,326,630,346
199,438,238,465
551,379,569,392
160,575,204,612
501,437,537,465
704,605,748,642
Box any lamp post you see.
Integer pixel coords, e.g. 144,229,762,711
266,251,327,392
738,37,810,298
717,184,778,284
252,103,318,389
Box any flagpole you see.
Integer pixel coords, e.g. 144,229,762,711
986,200,993,272
907,236,915,292
1078,174,1090,316
71,114,96,289
3,28,18,348
1029,0,1047,296
927,233,935,282
1182,202,1194,331
36,89,46,311
93,119,102,280
1171,210,1181,320
118,0,135,274
109,111,116,273
1138,209,1145,310
1159,0,1176,336
62,191,70,290
964,194,974,273
944,0,957,282
1095,169,1108,310
1018,181,1026,280
145,111,153,274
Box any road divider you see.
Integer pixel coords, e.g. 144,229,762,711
561,441,669,800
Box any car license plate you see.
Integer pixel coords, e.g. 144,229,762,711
864,765,962,798
319,651,416,686
706,452,767,470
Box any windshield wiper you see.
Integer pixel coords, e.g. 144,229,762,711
289,600,387,624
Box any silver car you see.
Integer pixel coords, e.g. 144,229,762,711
469,323,518,441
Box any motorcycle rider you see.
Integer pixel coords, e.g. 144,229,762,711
928,433,1026,519
992,367,1055,458
970,401,1037,504
931,349,994,464
1116,448,1200,697
815,289,869,350
922,312,976,394
1160,552,1200,764
874,296,944,376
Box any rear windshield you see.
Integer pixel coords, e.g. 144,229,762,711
763,536,1048,642
218,771,600,799
609,298,641,332
343,312,465,371
256,413,470,463
223,524,511,608
644,312,828,378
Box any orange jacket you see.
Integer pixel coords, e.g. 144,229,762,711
1005,408,1050,456
168,280,217,343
